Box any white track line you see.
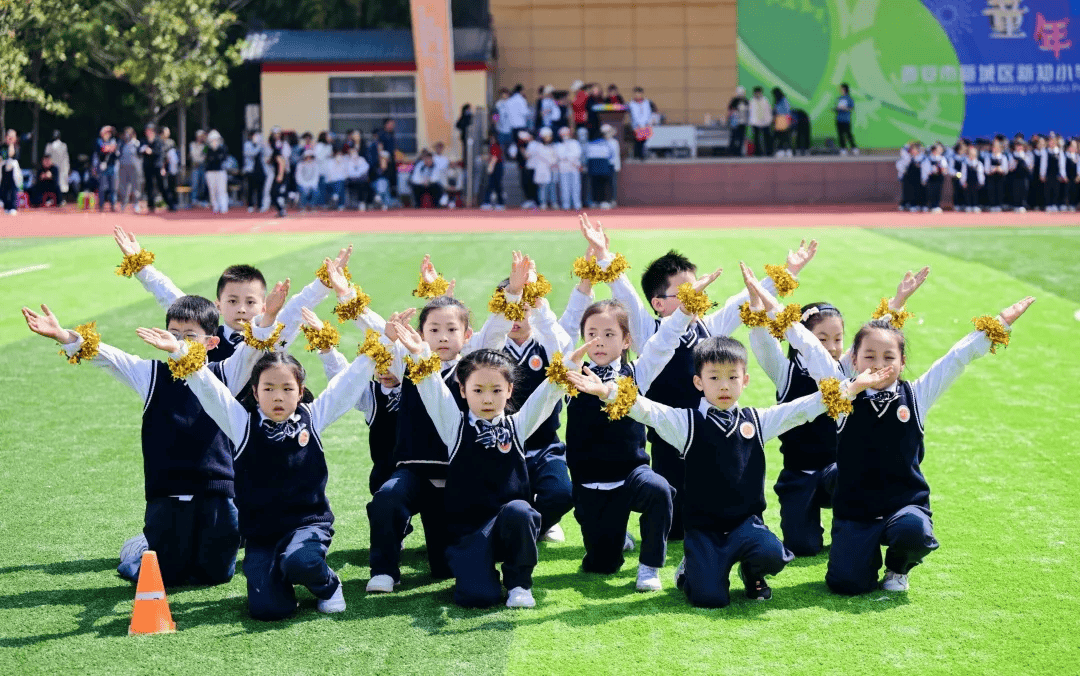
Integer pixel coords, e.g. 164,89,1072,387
0,263,51,279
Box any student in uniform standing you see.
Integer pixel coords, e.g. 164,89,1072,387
1039,134,1065,212
983,138,1008,212
921,143,949,213
1008,139,1032,213
140,124,167,213
960,145,985,212
1064,138,1079,211
948,140,967,212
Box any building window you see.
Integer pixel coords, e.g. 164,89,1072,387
329,76,417,154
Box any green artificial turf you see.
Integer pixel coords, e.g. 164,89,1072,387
0,227,1077,675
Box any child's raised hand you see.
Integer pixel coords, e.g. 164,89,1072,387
508,250,530,295
786,239,818,275
333,244,353,271
578,213,609,258
569,338,598,366
136,327,183,354
384,308,415,342
691,267,723,294
850,365,897,395
113,226,141,257
300,306,323,331
262,279,291,324
999,296,1035,326
445,279,456,298
565,368,608,398
393,319,427,355
894,266,930,306
740,262,780,313
420,254,439,284
324,258,350,297
22,304,71,342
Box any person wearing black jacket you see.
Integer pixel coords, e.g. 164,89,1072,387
141,123,167,213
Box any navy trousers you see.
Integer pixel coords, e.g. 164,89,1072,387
118,495,239,587
774,464,837,557
526,443,573,535
826,504,938,595
243,523,338,621
648,435,685,540
447,500,541,608
572,464,673,573
367,467,452,581
681,516,793,608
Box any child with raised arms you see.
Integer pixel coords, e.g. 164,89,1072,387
22,284,287,587
744,264,930,557
137,317,383,619
392,318,594,608
567,328,892,608
363,253,530,593
559,267,721,592
741,269,1035,594
567,215,816,541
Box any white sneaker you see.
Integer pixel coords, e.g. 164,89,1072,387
673,556,686,589
247,206,254,213
6,209,16,216
506,586,536,608
908,206,919,213
636,563,662,592
852,148,860,156
882,569,909,591
1016,206,1026,213
600,201,612,210
840,149,849,156
541,524,565,543
119,533,148,564
495,204,506,211
480,203,493,210
366,574,398,593
359,203,367,212
897,205,906,211
1047,205,1058,212
623,531,636,552
931,206,943,213
317,583,347,613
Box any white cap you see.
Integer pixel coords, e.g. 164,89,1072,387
600,124,615,138
735,85,746,96
571,80,584,91
207,130,222,142
539,127,553,138
518,130,532,140
543,84,554,95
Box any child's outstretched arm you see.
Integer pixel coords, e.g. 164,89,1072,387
513,340,594,443
138,327,249,448
309,335,380,435
393,318,462,450
113,226,184,309
567,366,690,452
24,303,155,400
463,250,527,354
910,296,1035,424
274,246,353,350
530,296,575,357
757,365,897,438
744,271,789,390
558,242,597,344
579,213,655,352
220,278,290,395
302,307,377,418
633,268,722,392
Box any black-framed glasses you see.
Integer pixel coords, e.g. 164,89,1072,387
169,331,213,341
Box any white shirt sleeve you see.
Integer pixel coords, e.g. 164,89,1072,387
309,352,378,434
62,336,154,401
559,286,594,344
602,256,657,354
529,298,574,356
171,348,250,447
134,264,185,310
335,287,388,336
463,291,519,354
415,348,466,448
700,276,778,338
218,317,280,396
749,326,789,392
318,348,376,417
783,322,846,382
511,375,571,445
909,328,996,425
275,278,331,350
755,392,827,441
622,392,690,451
633,309,693,392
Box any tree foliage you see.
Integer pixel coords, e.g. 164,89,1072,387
0,0,76,116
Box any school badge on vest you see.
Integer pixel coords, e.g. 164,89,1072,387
896,405,911,423
298,429,310,447
739,421,756,439
528,355,544,371
498,439,512,453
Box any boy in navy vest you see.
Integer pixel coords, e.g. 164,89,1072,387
564,216,816,540
568,335,889,608
23,290,286,587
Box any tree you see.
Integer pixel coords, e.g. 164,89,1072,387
80,0,248,122
0,1,75,141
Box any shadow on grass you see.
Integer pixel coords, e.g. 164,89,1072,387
0,583,134,647
0,557,117,577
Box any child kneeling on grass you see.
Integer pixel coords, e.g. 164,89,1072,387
393,316,593,608
138,320,382,620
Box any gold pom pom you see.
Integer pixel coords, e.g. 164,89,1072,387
769,303,803,341
819,377,852,420
488,288,526,322
522,274,552,307
412,274,450,299
572,256,602,281
871,298,913,329
242,321,285,352
545,351,578,397
358,329,394,375
572,253,629,284
167,340,208,380
300,323,340,352
115,250,155,277
597,253,630,284
404,353,443,384
65,321,101,364
603,375,638,421
316,262,351,289
739,301,770,328
764,264,799,297
676,282,714,316
972,315,1010,354
333,286,371,322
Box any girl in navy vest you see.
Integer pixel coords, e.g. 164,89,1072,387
364,253,526,594
1064,138,1079,211
984,139,1009,212
1039,134,1065,212
1008,140,1032,213
139,325,382,620
746,266,930,557
394,322,592,608
562,268,721,592
921,144,949,213
23,291,284,588
743,275,1036,595
960,145,985,213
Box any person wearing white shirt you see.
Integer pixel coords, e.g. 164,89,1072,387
295,150,320,210
532,128,558,210
748,86,774,156
493,88,514,152
556,126,583,210
46,130,70,201
313,132,333,205
324,147,348,210
628,87,654,160
409,150,443,208
506,85,531,136
345,147,371,210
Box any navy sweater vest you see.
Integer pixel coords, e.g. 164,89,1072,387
393,364,464,480
834,381,928,521
682,407,767,533
367,381,399,473
141,360,235,500
645,319,710,449
776,358,837,472
206,325,237,363
233,404,333,543
504,339,561,450
445,416,531,539
565,361,648,484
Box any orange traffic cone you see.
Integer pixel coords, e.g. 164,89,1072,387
129,550,176,635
